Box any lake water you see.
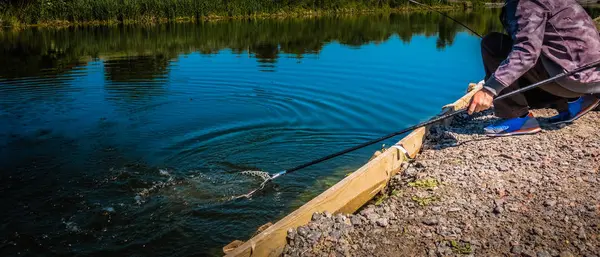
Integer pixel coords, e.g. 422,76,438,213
0,10,505,256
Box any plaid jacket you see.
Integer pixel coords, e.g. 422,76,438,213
484,0,600,95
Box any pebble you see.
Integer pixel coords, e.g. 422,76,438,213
312,212,323,221
560,251,575,257
422,218,439,226
307,232,321,243
367,214,380,224
330,230,342,240
511,245,523,254
493,206,503,214
376,218,389,227
544,200,557,207
284,110,600,257
537,250,551,257
578,228,587,240
351,215,363,226
287,228,296,240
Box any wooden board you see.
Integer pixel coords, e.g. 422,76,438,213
224,84,481,257
224,142,407,257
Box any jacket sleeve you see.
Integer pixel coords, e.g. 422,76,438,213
484,2,548,96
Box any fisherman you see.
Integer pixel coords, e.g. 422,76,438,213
467,0,600,137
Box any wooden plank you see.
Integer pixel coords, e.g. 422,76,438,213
224,143,407,257
224,85,481,257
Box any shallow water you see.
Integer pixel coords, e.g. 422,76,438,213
0,10,504,256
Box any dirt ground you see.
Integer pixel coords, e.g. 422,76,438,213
284,108,600,257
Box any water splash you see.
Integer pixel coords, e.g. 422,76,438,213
134,169,178,205
229,170,274,200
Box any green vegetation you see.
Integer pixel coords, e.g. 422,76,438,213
374,193,389,205
0,0,495,26
411,195,438,206
449,240,473,254
408,178,440,189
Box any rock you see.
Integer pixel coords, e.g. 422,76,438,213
448,207,461,212
532,227,544,236
312,212,323,221
578,228,587,240
493,206,503,214
330,230,342,240
511,245,523,254
351,215,363,226
307,232,321,243
560,251,575,257
537,250,551,257
287,228,296,240
544,200,557,207
376,218,389,227
520,250,537,257
297,227,309,237
335,214,346,224
423,218,439,226
367,214,380,224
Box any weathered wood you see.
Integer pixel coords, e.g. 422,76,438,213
223,241,245,255
224,144,407,257
224,85,481,257
397,127,427,159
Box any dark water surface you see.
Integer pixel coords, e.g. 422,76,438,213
0,10,504,256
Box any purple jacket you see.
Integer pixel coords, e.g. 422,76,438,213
484,0,600,95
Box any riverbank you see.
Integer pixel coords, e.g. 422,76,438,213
284,108,600,256
0,1,468,28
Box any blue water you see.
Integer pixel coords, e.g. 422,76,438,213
0,13,493,256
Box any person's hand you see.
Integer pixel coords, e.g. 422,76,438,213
468,88,494,115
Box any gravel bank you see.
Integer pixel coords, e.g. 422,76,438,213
284,109,600,257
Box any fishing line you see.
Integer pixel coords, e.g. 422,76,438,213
235,59,600,199
407,0,483,39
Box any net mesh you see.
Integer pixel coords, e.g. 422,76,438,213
240,170,271,181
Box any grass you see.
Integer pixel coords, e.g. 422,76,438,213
408,178,440,190
375,193,389,206
449,240,473,254
0,0,477,26
411,195,438,206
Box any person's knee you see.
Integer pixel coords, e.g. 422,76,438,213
481,32,510,57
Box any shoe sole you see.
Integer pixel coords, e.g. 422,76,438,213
485,127,542,137
550,99,600,125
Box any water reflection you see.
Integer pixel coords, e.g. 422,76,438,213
0,10,503,83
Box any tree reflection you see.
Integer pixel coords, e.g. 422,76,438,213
0,9,507,82
103,55,172,102
104,55,171,83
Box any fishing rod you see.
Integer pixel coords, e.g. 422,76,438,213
408,0,484,39
237,59,600,199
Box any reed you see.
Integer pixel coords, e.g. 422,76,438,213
0,0,472,26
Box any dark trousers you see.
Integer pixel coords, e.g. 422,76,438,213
482,32,583,119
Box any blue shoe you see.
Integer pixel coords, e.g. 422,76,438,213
484,113,542,137
549,95,600,125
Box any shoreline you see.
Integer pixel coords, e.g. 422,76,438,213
284,107,600,256
0,5,464,29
